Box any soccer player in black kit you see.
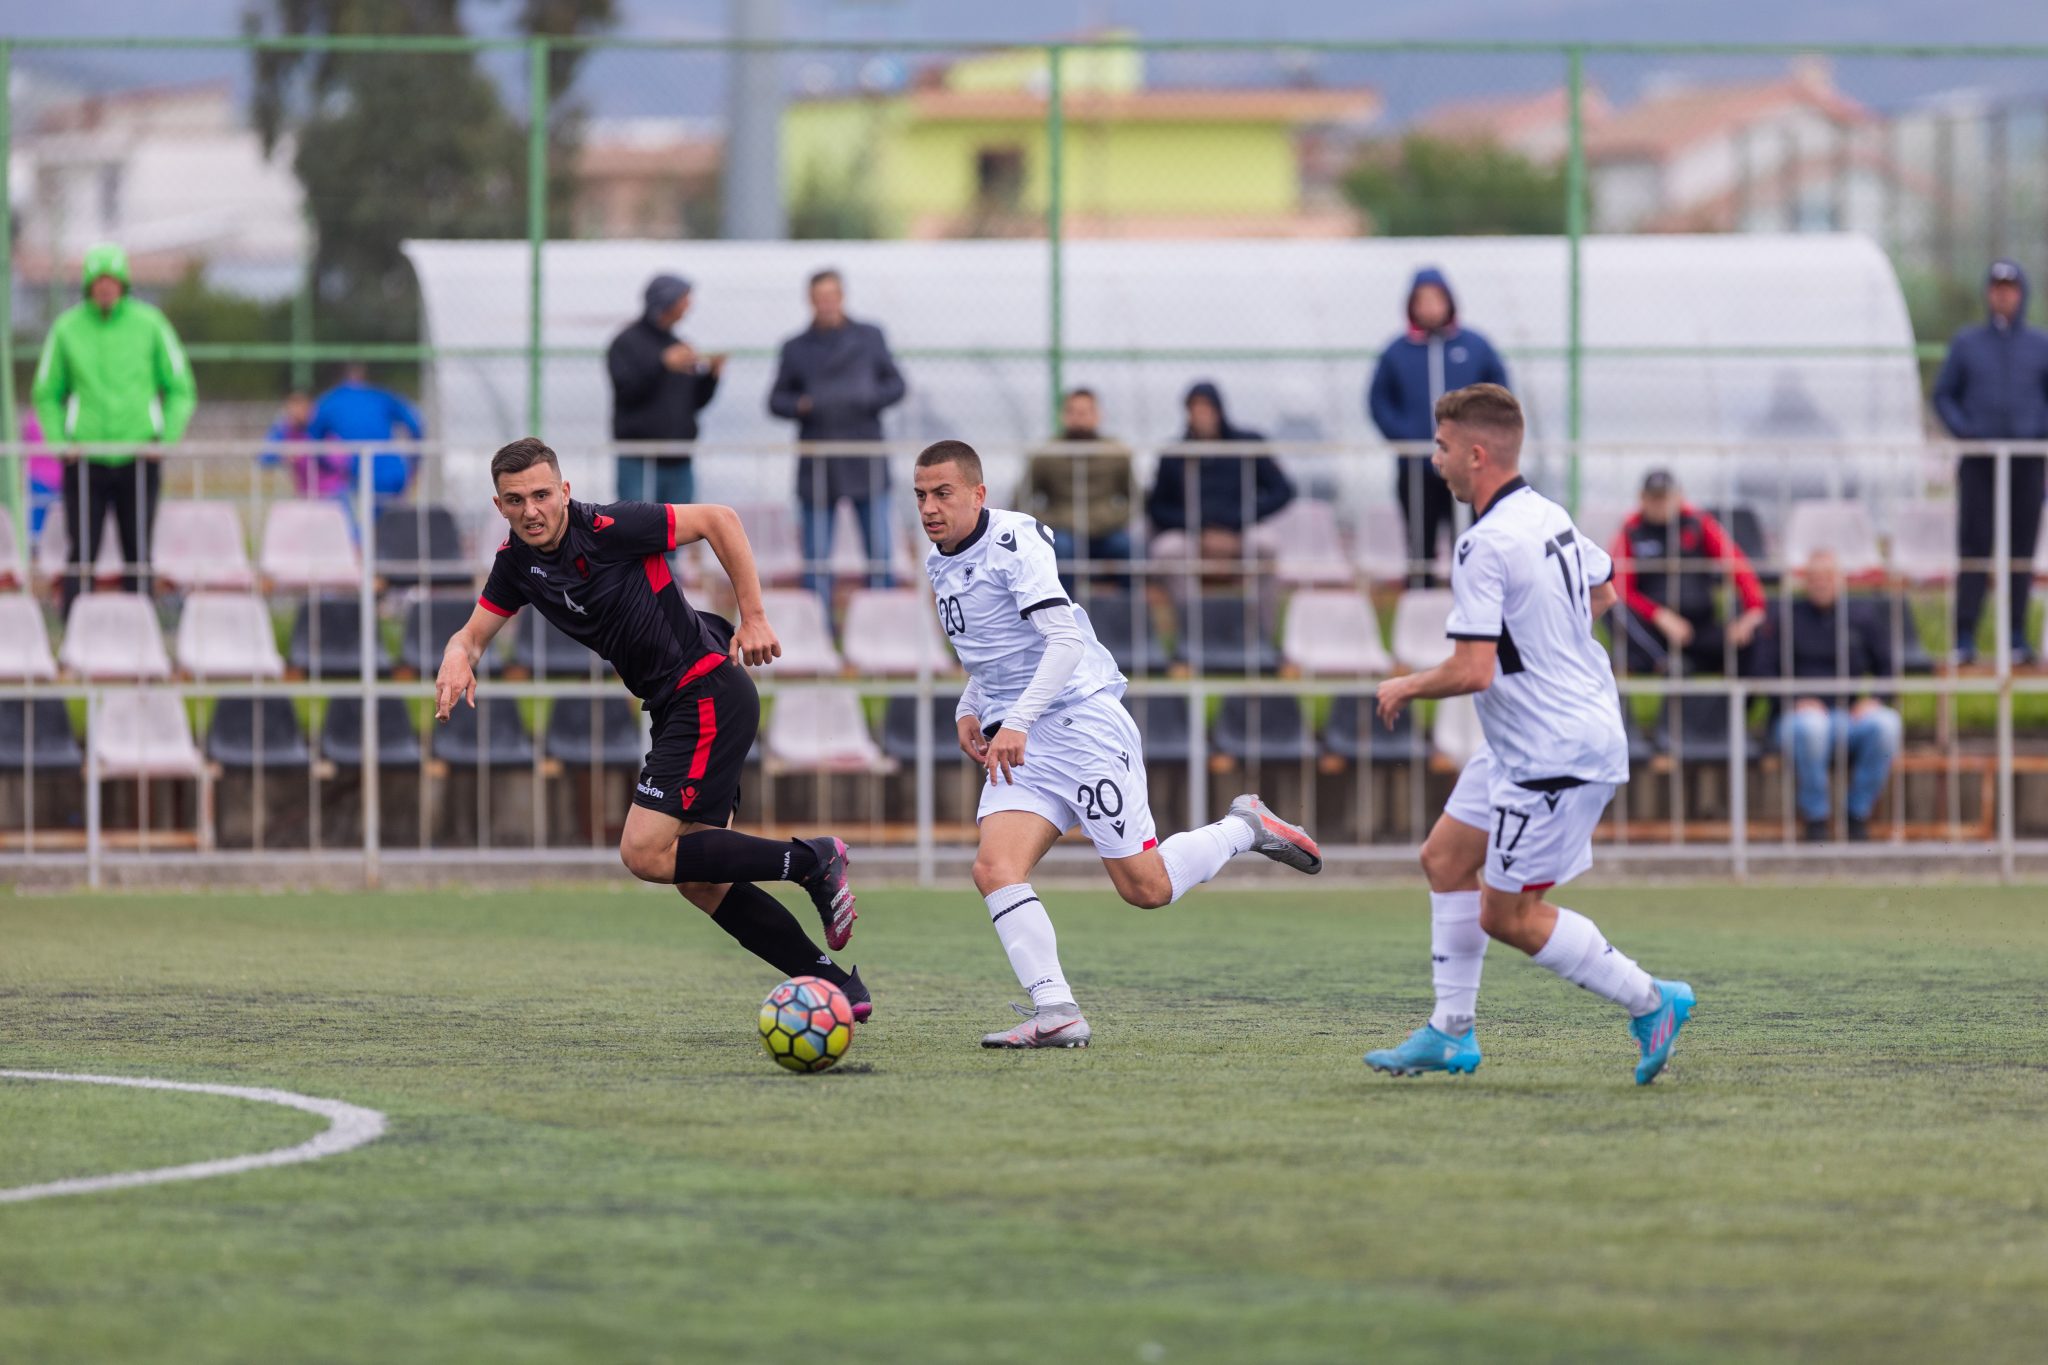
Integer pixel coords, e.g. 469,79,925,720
435,438,870,1017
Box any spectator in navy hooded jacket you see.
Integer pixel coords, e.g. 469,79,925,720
1147,381,1294,541
1934,259,2048,665
1368,267,1509,584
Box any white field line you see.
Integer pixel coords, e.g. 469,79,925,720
0,1071,388,1205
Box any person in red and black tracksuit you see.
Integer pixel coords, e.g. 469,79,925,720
1609,469,1767,677
435,437,870,1017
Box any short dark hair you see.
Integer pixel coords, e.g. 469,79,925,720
1434,383,1523,442
809,268,841,291
917,439,983,486
1063,387,1097,403
492,437,561,485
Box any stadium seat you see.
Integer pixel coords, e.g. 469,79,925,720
826,501,917,581
764,687,892,772
89,688,205,778
1253,499,1354,587
1078,589,1170,676
1176,596,1281,675
1323,690,1425,765
756,589,843,676
544,697,645,767
1703,504,1769,568
260,500,361,591
1782,500,1882,577
373,504,470,589
58,593,172,680
1390,589,1455,671
431,697,534,767
841,588,952,676
175,593,285,680
397,595,502,677
0,697,83,772
320,696,422,767
1888,501,1957,583
0,595,59,680
878,691,963,764
511,616,605,678
1430,693,1486,767
728,502,806,585
1121,694,1194,763
153,501,255,591
1281,589,1394,675
1213,695,1317,763
0,515,23,589
1655,694,1744,764
287,597,387,678
1353,503,1413,584
206,696,311,769
35,509,125,582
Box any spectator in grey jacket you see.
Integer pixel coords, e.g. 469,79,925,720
768,269,907,601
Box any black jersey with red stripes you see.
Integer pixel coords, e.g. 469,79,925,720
479,499,725,703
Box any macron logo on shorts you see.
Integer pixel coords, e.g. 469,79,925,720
637,780,664,800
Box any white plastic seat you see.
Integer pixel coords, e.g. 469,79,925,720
175,592,285,680
1782,500,1882,577
1354,503,1415,583
154,501,255,590
825,500,917,580
1390,589,1455,671
0,594,58,680
36,509,126,581
1281,589,1393,676
90,688,206,778
756,588,843,676
58,592,172,679
259,500,361,591
1254,500,1354,587
729,502,806,585
839,588,952,676
764,686,894,773
1431,692,1486,767
1889,500,1957,583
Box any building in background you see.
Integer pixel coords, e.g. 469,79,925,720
571,118,724,240
780,39,1380,239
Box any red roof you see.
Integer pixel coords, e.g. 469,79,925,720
1584,73,1869,163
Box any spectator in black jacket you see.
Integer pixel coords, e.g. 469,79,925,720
768,269,907,602
1762,550,1903,844
608,274,723,506
1145,381,1294,626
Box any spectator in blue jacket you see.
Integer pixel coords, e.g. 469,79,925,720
1933,259,2048,665
308,363,425,505
1368,267,1509,584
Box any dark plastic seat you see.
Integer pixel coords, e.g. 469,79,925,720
207,696,311,769
544,697,644,767
286,596,387,678
1175,596,1281,675
1655,694,1743,764
373,504,469,589
879,692,964,764
1077,589,1169,676
513,616,605,678
397,595,499,676
0,698,83,770
320,696,423,767
1324,691,1424,765
1121,694,1193,763
1212,695,1316,762
431,697,534,766
1704,504,1770,581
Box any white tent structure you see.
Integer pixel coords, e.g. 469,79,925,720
404,234,1923,515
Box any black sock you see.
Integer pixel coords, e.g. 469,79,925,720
707,882,848,986
673,831,821,885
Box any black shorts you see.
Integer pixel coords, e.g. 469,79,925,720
633,657,759,827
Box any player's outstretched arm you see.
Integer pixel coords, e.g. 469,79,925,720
1376,639,1497,729
434,603,511,721
672,503,781,666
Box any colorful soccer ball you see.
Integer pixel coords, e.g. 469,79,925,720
758,976,856,1073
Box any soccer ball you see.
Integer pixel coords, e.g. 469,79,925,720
758,976,856,1073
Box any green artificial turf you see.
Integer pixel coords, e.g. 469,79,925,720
3,883,2046,1364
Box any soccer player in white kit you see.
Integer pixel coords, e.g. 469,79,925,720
1365,386,1696,1085
913,440,1325,1048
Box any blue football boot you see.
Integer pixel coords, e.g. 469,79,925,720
1364,1024,1482,1077
1629,980,1696,1085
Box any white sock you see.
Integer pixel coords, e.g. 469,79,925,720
1427,890,1488,1036
1157,817,1256,903
985,883,1073,1009
1530,906,1661,1016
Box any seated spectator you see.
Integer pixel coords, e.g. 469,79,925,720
1147,380,1293,585
259,391,352,502
1611,469,1766,676
1020,387,1134,591
1760,550,1902,843
309,363,425,505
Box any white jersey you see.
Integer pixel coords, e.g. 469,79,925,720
1445,478,1629,786
926,506,1124,728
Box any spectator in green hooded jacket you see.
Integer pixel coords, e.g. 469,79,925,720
31,243,197,611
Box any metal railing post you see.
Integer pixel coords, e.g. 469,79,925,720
358,445,381,887
526,37,550,437
85,685,102,889
1046,43,1066,424
1565,45,1587,516
1995,443,2015,880
0,38,19,548
914,668,935,889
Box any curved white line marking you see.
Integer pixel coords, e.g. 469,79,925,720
0,1070,387,1205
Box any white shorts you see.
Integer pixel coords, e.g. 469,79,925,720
1443,745,1614,895
977,691,1160,860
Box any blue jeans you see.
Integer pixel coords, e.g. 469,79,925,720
800,494,895,602
1775,704,1902,822
1050,526,1134,593
615,455,694,507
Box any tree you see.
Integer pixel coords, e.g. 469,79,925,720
1344,135,1571,237
245,0,615,360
